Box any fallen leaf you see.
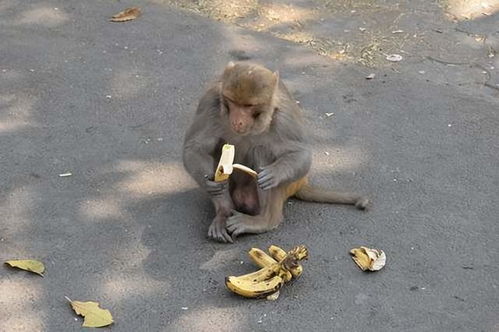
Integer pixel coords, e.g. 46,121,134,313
110,7,141,22
386,54,403,62
5,259,45,276
66,297,114,328
365,73,375,79
325,112,334,117
350,247,386,271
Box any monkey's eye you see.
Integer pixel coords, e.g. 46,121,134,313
252,111,262,119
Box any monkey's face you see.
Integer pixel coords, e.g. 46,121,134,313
221,62,277,135
225,97,265,135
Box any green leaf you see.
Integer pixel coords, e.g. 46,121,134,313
5,259,45,276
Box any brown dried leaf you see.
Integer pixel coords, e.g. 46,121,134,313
110,7,141,22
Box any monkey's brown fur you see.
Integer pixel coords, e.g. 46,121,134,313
183,62,369,243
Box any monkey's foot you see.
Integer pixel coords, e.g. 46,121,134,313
355,197,370,210
208,217,233,243
226,211,267,239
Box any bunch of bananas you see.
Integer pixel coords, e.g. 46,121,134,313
225,245,309,298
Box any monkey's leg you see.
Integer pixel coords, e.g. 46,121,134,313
294,182,369,210
226,186,286,238
230,171,261,216
207,192,234,243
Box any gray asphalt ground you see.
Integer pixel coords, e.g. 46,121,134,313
1,0,498,331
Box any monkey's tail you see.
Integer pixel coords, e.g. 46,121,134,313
294,183,369,210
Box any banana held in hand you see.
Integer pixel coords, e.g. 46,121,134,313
225,245,309,298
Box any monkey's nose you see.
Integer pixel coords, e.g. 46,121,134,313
232,121,243,131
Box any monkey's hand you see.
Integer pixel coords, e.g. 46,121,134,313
204,175,229,197
257,166,280,190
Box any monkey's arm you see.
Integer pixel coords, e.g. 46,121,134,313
258,148,311,190
183,137,229,195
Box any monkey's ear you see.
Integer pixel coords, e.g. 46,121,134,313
226,61,236,69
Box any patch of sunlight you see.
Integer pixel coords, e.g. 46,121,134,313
0,94,36,133
102,275,170,301
115,160,194,197
80,198,125,220
171,307,243,332
442,0,499,20
0,187,35,238
17,6,69,27
0,279,44,331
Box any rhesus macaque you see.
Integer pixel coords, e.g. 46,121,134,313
183,62,369,243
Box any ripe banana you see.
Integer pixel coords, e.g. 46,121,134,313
269,245,303,278
248,248,292,282
225,245,309,298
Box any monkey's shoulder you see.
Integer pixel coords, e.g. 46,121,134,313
195,84,222,115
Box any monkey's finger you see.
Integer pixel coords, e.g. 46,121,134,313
257,174,273,186
221,228,233,243
262,179,278,190
231,227,247,240
258,177,275,190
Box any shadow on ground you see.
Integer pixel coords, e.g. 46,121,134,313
0,0,498,331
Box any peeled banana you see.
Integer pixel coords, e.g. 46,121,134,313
225,245,309,298
214,144,257,182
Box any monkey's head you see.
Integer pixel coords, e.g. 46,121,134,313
221,62,278,136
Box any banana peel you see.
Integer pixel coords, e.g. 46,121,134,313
225,245,308,298
350,246,386,271
214,144,257,182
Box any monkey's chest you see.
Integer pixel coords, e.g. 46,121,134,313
231,139,276,169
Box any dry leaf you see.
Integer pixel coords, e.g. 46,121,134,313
66,297,114,328
110,7,141,22
365,73,376,79
386,54,403,62
5,259,45,276
350,247,386,271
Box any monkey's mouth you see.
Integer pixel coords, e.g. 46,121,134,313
231,127,250,136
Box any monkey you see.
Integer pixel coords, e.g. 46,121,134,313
182,62,369,243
